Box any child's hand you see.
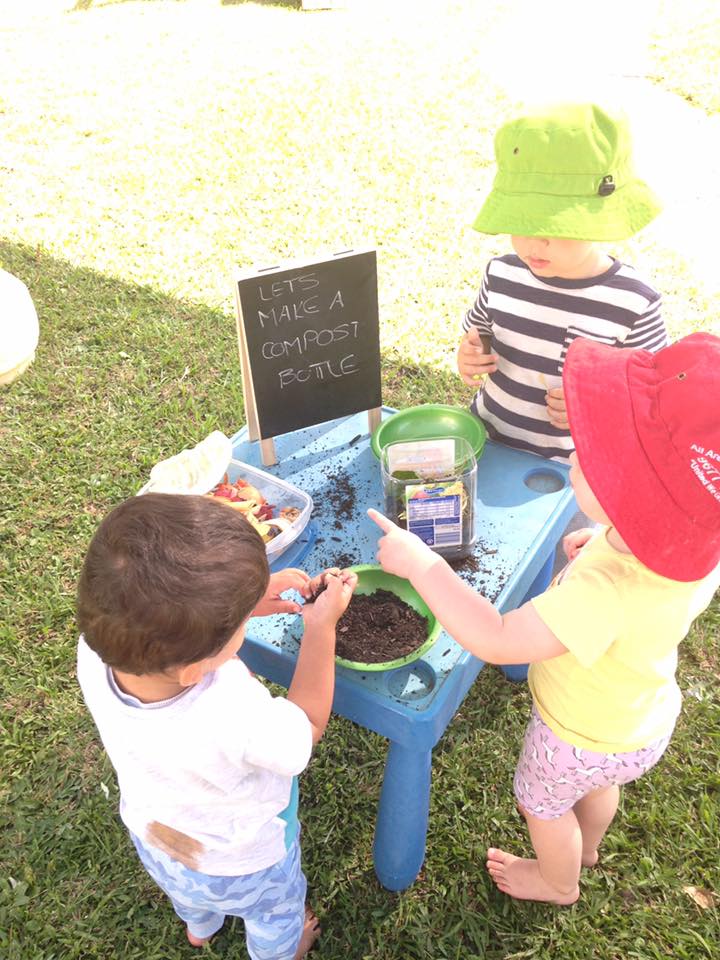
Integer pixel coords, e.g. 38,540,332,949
302,568,357,629
546,387,569,429
252,568,311,617
367,509,439,582
563,527,595,561
291,569,357,743
457,327,498,387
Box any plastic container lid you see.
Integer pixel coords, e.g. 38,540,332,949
371,404,487,461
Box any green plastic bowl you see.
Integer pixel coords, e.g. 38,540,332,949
335,564,441,672
371,404,487,461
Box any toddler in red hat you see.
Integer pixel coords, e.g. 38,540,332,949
369,332,720,905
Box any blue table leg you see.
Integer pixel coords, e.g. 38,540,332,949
499,550,555,682
373,742,431,892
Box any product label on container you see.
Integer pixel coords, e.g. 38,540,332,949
405,481,463,547
387,438,455,478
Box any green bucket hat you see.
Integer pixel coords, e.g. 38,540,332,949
472,103,661,241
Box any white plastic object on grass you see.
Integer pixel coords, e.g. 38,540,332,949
0,269,40,385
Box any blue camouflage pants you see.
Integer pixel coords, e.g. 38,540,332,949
131,832,306,959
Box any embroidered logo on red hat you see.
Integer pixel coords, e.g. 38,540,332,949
639,335,720,534
690,446,720,504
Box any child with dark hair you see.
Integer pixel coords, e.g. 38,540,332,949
77,492,356,957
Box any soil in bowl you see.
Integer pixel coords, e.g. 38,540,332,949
334,588,430,664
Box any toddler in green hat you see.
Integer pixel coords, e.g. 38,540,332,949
457,102,666,461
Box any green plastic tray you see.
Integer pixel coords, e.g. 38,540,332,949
371,404,487,461
335,564,441,672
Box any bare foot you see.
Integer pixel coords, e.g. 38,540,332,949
486,848,579,905
581,849,599,868
293,906,321,959
186,927,213,947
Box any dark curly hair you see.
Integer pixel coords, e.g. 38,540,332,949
77,493,270,674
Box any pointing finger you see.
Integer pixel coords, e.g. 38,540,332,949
367,508,395,533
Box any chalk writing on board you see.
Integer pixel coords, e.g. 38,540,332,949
236,249,381,439
261,322,358,359
277,354,359,389
255,272,359,389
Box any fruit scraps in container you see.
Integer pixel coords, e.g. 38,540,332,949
207,475,301,543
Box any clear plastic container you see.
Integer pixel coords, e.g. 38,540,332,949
138,459,313,562
381,437,477,560
224,460,313,562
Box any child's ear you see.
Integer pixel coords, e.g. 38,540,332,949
176,660,206,687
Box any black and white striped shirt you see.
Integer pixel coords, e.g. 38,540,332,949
463,254,666,461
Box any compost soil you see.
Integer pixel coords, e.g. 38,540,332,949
326,468,356,530
334,588,429,664
448,539,506,604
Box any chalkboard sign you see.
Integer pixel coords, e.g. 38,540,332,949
235,249,382,461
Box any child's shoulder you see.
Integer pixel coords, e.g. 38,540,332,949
603,260,661,303
483,253,526,280
208,655,258,696
487,252,524,271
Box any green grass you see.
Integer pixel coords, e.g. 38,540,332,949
649,0,720,113
1,3,719,958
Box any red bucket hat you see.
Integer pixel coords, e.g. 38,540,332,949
563,333,720,582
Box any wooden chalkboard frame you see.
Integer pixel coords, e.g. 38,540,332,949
235,249,382,465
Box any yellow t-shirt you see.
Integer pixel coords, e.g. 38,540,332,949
529,529,720,752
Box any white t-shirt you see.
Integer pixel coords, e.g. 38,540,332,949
77,638,313,876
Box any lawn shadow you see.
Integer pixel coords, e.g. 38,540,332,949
381,350,469,411
0,237,247,474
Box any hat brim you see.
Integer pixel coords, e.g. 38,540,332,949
472,181,661,241
563,339,720,581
